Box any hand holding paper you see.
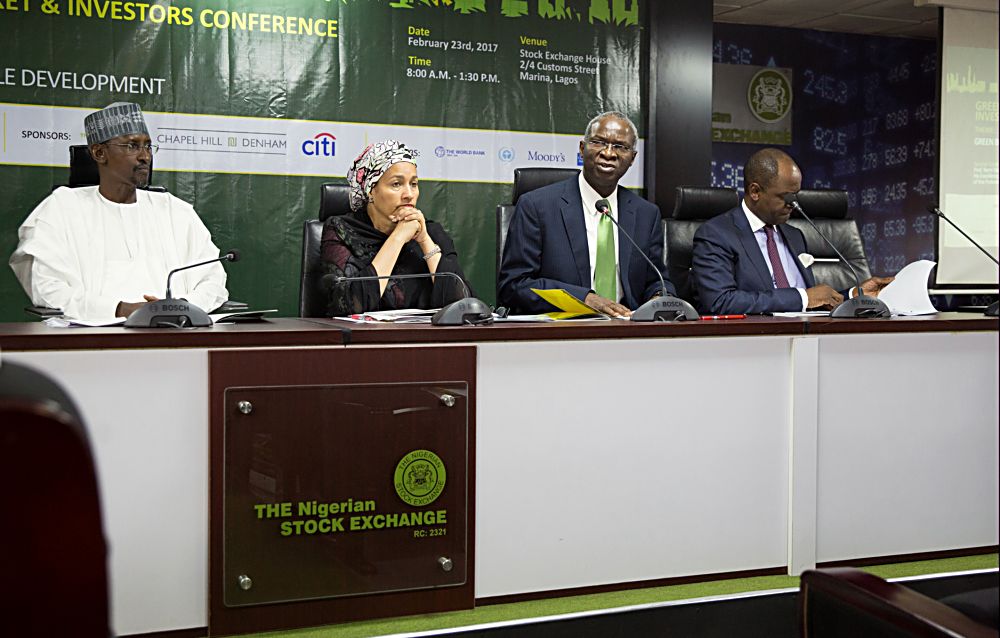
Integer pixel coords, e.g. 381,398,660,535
876,260,937,316
530,288,618,320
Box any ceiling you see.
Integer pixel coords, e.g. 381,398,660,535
713,0,940,39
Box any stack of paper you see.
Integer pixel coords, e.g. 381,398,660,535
877,260,938,316
335,308,439,323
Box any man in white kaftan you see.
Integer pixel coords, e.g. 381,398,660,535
9,103,228,321
11,187,228,321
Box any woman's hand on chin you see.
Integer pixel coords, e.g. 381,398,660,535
388,215,421,243
391,207,428,243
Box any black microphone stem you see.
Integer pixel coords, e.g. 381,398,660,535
165,252,236,298
592,199,698,321
332,271,471,299
595,201,669,298
931,206,1000,266
786,199,865,297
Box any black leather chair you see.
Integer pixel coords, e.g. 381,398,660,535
66,143,165,192
664,186,739,305
495,167,580,294
299,181,352,317
0,361,110,637
787,189,872,293
799,568,998,638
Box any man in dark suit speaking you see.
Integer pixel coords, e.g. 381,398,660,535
498,111,674,318
692,148,891,315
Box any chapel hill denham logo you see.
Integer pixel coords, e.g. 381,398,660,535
394,449,446,507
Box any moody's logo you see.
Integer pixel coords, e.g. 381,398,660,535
527,150,566,163
302,132,336,157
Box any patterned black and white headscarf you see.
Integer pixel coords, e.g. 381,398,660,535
347,140,419,211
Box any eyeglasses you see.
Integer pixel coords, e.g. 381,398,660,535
106,142,159,155
585,139,634,154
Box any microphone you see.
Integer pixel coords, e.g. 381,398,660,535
594,198,699,321
166,249,240,298
782,194,890,319
928,205,999,316
329,272,493,326
124,249,241,328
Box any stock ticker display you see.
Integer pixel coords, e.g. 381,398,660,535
711,24,937,276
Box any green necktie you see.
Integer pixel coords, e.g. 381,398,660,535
594,211,616,300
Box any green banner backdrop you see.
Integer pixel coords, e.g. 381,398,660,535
0,0,646,320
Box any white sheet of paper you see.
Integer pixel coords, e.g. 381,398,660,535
333,308,439,323
43,316,126,328
877,260,938,316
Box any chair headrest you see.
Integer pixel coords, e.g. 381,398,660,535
69,144,159,189
318,182,352,221
671,186,738,220
792,189,849,219
512,167,580,205
69,145,99,187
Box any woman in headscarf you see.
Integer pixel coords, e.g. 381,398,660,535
321,140,471,316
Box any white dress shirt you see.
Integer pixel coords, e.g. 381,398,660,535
742,200,809,311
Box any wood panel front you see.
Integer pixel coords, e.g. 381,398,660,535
208,347,476,636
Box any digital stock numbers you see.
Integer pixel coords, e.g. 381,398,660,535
711,29,939,274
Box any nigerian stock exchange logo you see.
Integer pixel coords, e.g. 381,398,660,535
747,69,791,124
302,132,336,157
394,449,446,507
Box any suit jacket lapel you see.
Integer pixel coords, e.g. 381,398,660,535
732,210,774,290
778,225,816,287
559,180,592,287
616,190,636,303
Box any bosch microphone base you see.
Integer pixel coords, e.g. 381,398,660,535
631,296,700,322
124,299,213,328
829,295,891,319
431,298,494,326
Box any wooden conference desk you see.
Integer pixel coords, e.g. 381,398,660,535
1,314,997,636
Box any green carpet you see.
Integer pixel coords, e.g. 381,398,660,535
238,553,998,638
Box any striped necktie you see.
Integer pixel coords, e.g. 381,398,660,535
764,225,791,288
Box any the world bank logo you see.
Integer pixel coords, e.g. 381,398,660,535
434,145,447,158
747,69,791,124
498,147,515,162
394,449,446,507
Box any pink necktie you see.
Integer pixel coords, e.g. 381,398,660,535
764,225,791,288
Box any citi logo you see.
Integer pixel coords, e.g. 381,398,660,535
302,132,336,157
